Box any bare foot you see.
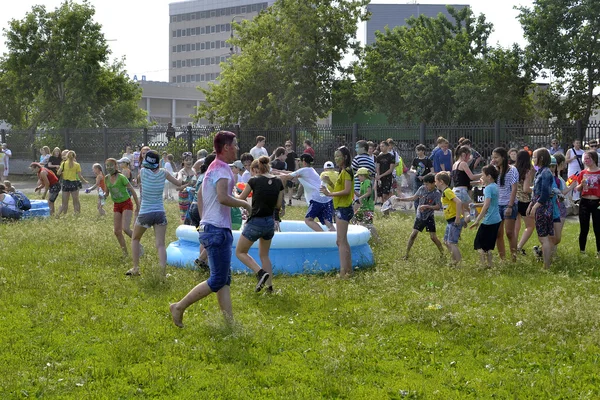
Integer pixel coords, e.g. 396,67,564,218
125,268,140,276
170,303,184,328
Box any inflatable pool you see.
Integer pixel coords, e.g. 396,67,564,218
22,200,51,219
166,221,374,274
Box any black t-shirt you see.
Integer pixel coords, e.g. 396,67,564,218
271,159,286,171
412,157,432,177
47,155,62,174
376,153,395,177
285,152,297,171
248,175,284,219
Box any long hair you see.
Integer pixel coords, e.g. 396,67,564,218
251,156,271,175
515,150,531,183
585,150,599,167
67,150,76,168
337,146,354,179
493,147,509,186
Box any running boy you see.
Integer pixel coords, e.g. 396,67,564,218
396,173,443,259
436,172,464,266
469,165,502,268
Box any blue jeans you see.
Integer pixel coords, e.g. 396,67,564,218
200,224,233,292
242,216,275,242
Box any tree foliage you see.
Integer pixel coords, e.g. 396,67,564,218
353,6,534,124
196,0,368,128
0,0,147,129
517,0,600,123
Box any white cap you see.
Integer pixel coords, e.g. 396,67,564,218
324,161,334,169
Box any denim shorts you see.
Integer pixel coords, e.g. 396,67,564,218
135,211,167,228
306,200,334,224
452,187,471,204
444,218,463,244
200,224,233,292
335,206,354,222
498,204,518,220
242,216,275,242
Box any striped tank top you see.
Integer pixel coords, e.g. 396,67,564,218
139,168,166,214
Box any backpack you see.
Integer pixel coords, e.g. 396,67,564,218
12,190,31,211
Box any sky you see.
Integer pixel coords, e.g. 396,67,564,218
0,0,536,82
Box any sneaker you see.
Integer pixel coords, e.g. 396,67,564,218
517,247,526,256
533,245,543,259
255,269,270,292
194,258,209,271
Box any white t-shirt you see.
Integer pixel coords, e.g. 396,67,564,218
240,170,251,183
566,148,584,177
250,146,268,160
164,162,175,182
201,158,234,229
0,193,17,211
290,167,331,204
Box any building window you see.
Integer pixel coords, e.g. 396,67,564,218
200,59,205,65
231,7,235,14
221,56,226,62
171,16,176,23
186,28,191,36
191,59,196,66
221,40,226,48
172,61,176,68
177,75,181,83
177,29,181,37
191,28,196,35
210,41,215,49
241,6,246,13
182,29,186,37
226,8,230,16
226,23,231,32
216,41,220,49
186,59,191,67
176,60,181,68
196,58,201,64
216,25,221,33
251,4,257,12
211,26,215,34
205,57,210,65
191,75,196,82
201,11,207,18
172,30,176,38
200,43,205,50
192,43,196,51
186,75,191,82
205,41,210,48
172,76,177,83
191,13,196,20
186,44,191,51
177,44,182,52
210,57,215,65
221,24,226,32
172,46,176,53
210,10,216,17
201,74,205,82
201,27,205,34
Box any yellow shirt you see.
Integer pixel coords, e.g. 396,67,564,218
320,170,339,192
333,169,353,209
61,161,81,181
441,187,458,221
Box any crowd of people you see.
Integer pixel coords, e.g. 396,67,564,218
1,134,599,328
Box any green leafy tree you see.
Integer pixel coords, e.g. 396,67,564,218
355,6,534,123
0,0,147,129
197,0,368,128
517,0,600,123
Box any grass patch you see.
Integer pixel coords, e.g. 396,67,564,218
1,197,600,398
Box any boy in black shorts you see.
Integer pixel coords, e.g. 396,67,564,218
396,173,444,259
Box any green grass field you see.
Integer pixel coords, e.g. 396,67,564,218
1,197,600,399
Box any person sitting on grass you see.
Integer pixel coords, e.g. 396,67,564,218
352,167,377,240
0,183,21,221
436,172,464,267
85,163,107,217
395,173,443,259
469,165,502,269
277,154,336,232
2,180,15,194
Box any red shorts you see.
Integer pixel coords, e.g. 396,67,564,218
114,198,133,214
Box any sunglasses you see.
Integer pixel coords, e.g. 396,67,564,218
285,145,292,147
182,152,193,157
591,145,598,148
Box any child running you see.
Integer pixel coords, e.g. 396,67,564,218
104,158,140,257
236,156,284,293
436,172,464,266
469,165,502,269
396,173,443,259
85,163,107,217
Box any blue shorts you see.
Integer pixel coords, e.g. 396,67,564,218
242,216,275,242
135,211,167,228
199,224,233,292
498,204,518,220
306,200,334,224
444,218,463,244
335,206,354,222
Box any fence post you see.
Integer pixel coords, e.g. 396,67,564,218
290,125,297,152
494,120,501,148
235,124,241,150
31,128,37,161
419,122,426,144
352,123,358,156
187,125,193,153
143,127,148,146
576,120,584,142
0,129,5,144
103,127,109,162
64,128,70,150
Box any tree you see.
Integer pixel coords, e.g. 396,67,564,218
354,6,534,124
196,0,368,128
0,1,146,129
518,0,600,123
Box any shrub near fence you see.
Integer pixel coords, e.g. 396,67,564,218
1,120,598,167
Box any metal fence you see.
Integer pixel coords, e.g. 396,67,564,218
2,120,598,167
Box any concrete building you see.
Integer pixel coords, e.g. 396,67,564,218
169,0,276,87
366,3,468,45
138,80,208,126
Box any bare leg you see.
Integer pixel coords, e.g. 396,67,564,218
404,230,419,258
113,211,128,256
429,232,444,255
258,238,273,287
122,209,133,238
446,242,462,265
154,224,168,275
72,190,81,214
57,191,70,216
504,218,518,262
496,220,506,260
539,236,553,270
305,217,324,232
335,218,352,277
517,215,535,251
170,282,233,327
129,224,147,275
235,235,261,273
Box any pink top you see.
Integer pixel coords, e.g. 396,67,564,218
201,158,234,229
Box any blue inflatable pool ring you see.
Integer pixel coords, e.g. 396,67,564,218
22,200,51,219
166,221,374,274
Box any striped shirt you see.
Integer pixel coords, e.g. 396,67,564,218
139,168,166,214
497,165,519,206
351,154,376,192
